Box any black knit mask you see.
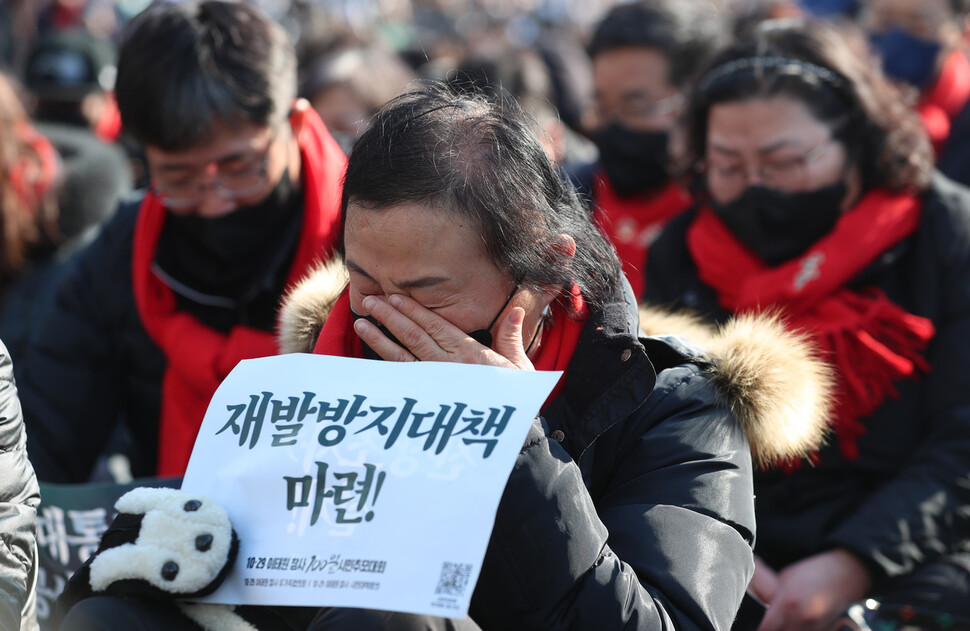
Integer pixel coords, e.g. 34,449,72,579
710,182,847,266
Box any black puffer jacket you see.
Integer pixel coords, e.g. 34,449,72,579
645,173,970,581
276,264,830,630
0,339,41,631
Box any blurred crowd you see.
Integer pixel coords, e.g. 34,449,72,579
0,0,921,359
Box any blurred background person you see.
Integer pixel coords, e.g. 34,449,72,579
573,0,727,301
21,28,134,235
646,19,970,631
24,28,120,140
0,70,117,367
299,42,416,154
861,0,970,185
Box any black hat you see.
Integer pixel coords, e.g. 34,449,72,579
25,29,116,102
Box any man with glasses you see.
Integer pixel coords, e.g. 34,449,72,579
572,0,726,300
18,0,347,483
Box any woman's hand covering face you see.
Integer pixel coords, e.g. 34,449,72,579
353,293,535,370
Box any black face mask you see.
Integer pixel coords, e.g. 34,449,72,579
590,121,670,197
157,168,301,298
710,182,848,267
351,287,517,360
166,167,297,264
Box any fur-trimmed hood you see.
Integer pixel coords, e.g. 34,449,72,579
278,257,349,355
278,261,833,468
638,305,833,467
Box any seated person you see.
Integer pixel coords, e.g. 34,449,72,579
646,19,970,630
19,0,346,483
575,0,726,299
57,84,832,630
0,71,121,365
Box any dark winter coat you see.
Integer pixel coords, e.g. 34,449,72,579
644,173,970,581
19,200,166,482
275,262,831,630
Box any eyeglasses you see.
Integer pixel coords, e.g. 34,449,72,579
705,138,837,191
149,129,279,210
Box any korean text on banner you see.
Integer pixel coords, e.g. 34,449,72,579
180,353,561,618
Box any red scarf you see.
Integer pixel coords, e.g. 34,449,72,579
593,173,691,301
313,288,588,408
687,190,935,461
133,108,347,476
918,51,970,157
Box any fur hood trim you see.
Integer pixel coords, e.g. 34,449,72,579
278,257,348,354
639,305,834,467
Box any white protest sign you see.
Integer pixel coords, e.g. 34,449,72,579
180,353,561,618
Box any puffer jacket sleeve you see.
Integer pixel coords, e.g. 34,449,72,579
19,202,141,483
0,340,41,631
471,362,755,631
824,178,970,578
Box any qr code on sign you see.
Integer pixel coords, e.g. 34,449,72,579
434,562,472,596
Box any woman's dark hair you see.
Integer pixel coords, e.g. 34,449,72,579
340,82,622,310
115,0,296,151
685,19,934,193
588,0,727,89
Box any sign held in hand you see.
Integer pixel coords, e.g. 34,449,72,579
181,353,561,618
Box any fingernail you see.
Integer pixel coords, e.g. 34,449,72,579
354,319,369,333
389,294,403,308
361,296,375,311
510,307,524,326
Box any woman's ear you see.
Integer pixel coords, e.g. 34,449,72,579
551,233,577,261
